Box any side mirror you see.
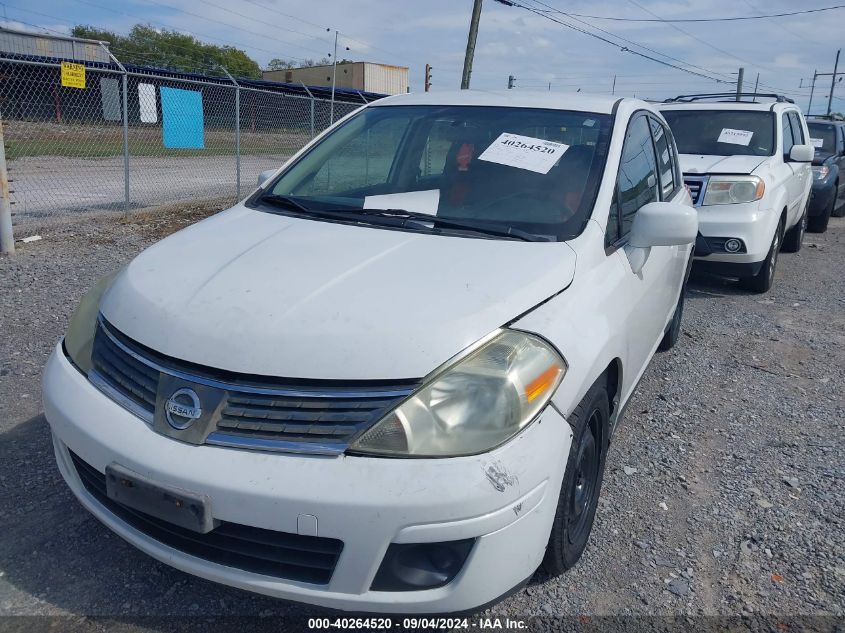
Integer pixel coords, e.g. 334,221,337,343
257,169,277,187
789,144,814,163
626,201,698,275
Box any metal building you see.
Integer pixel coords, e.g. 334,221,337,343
263,62,409,95
0,26,111,63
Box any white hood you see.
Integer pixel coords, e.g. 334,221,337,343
679,154,768,175
101,206,576,380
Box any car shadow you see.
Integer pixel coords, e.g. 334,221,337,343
685,269,752,299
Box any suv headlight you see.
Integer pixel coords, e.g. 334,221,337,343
812,165,829,180
702,176,765,206
64,270,120,374
349,330,566,457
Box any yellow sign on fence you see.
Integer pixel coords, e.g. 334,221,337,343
60,62,86,89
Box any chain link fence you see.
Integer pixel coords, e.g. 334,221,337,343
0,56,368,236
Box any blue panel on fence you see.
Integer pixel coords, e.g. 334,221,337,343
160,86,205,149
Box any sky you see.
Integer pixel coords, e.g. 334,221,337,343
3,0,844,113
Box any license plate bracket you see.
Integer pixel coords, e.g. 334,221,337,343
105,463,216,533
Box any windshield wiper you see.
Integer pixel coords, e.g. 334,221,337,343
260,194,312,213
259,197,544,242
357,208,545,242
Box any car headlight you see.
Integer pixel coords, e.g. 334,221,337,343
348,329,566,457
64,270,120,374
702,176,765,206
812,165,830,180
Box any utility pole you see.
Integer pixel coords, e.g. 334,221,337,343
330,29,338,124
461,0,483,89
735,67,744,101
507,74,515,89
612,74,616,96
752,72,759,102
424,64,432,92
827,48,841,117
808,70,818,115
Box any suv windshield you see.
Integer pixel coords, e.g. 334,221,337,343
661,110,774,157
807,122,837,153
255,105,612,241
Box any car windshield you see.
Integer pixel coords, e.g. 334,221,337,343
807,122,837,153
256,105,612,242
661,110,774,157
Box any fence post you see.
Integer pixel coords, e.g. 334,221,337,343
0,112,14,254
300,83,315,138
101,43,130,213
221,67,240,199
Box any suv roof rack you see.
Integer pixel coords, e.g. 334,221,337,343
663,92,794,104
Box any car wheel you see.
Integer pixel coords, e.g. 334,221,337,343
542,379,609,576
781,207,806,253
831,185,845,218
657,287,685,352
807,195,833,233
740,223,782,294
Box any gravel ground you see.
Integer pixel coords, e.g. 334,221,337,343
1,208,843,631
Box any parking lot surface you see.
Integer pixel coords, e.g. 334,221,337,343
0,210,843,627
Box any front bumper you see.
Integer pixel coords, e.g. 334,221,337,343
43,343,572,613
692,200,779,266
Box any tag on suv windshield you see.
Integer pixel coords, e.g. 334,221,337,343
717,128,754,146
810,138,824,148
478,133,570,174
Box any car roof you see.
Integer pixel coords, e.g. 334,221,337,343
370,90,630,115
658,101,798,113
807,118,844,127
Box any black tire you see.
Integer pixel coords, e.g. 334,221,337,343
542,380,610,575
807,195,833,233
782,207,806,253
740,222,782,294
831,185,844,218
658,257,692,352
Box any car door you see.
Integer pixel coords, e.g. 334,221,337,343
780,112,802,224
837,124,845,205
608,113,677,378
788,111,812,217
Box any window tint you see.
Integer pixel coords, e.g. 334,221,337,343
808,122,837,152
618,115,659,236
782,114,794,158
606,198,619,246
650,117,675,199
788,112,805,145
661,110,774,156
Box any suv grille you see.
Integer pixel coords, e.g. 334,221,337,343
87,317,419,454
69,450,343,584
684,175,708,206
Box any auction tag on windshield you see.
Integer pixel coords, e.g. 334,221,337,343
478,133,569,174
717,128,753,146
810,137,824,148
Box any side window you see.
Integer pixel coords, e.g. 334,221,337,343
649,117,675,199
788,112,805,145
781,114,795,159
839,126,845,155
606,198,619,246
617,115,659,237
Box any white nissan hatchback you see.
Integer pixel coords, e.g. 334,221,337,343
43,91,697,614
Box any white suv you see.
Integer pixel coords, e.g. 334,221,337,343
43,91,696,614
659,95,813,293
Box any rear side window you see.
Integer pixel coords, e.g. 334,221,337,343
649,117,675,199
782,114,795,158
788,112,805,145
617,115,659,237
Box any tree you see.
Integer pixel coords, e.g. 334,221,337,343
71,24,262,79
265,57,335,71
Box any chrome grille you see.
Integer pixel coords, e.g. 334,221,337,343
684,175,708,207
84,317,419,454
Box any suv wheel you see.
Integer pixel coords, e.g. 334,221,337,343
782,206,807,253
808,195,834,233
740,222,782,293
542,379,609,575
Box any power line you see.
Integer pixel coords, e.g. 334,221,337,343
560,4,845,22
507,0,728,83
